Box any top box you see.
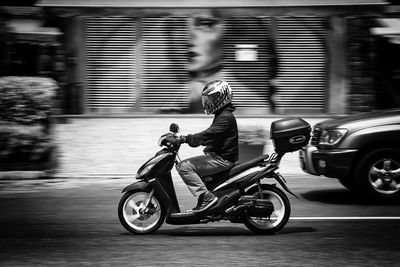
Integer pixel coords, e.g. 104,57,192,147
270,118,311,153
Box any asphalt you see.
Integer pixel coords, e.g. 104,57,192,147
0,115,329,180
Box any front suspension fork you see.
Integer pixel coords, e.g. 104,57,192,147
142,188,155,212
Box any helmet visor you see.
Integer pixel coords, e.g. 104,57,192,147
202,93,219,113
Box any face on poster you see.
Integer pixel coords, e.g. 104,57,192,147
188,10,224,74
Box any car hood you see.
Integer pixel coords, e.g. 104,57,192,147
315,108,400,131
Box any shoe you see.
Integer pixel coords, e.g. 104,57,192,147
192,191,218,213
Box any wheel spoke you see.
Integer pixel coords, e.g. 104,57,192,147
383,160,392,171
392,168,400,179
370,167,382,179
373,178,385,190
272,209,282,219
126,199,141,213
126,213,141,222
136,220,145,228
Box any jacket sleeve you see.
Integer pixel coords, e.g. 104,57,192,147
186,115,230,148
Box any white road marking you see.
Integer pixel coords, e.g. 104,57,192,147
291,216,400,220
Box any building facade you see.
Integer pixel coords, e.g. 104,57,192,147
12,0,392,114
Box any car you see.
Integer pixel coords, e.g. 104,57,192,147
299,108,400,202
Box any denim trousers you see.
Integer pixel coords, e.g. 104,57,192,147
176,153,234,197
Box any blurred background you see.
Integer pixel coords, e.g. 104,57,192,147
1,3,400,265
0,0,400,176
1,0,399,117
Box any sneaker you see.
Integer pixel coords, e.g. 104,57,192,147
192,191,218,213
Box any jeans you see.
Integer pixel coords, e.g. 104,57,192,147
176,153,234,197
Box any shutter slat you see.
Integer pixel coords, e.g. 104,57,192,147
223,17,271,110
86,17,136,112
276,16,326,111
141,17,189,110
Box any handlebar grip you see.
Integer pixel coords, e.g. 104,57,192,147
179,135,187,144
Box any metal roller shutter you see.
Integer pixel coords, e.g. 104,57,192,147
276,16,326,112
86,17,136,113
223,17,271,111
141,17,189,111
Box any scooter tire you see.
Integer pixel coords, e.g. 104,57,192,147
118,189,166,234
243,184,291,235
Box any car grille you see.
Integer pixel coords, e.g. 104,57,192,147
311,127,321,146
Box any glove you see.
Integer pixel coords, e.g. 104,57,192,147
179,135,187,144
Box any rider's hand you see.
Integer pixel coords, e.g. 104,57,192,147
179,135,187,144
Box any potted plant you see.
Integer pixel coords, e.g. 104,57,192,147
0,76,58,178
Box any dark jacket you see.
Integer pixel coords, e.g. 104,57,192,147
186,105,238,162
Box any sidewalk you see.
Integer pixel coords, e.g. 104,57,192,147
1,115,329,180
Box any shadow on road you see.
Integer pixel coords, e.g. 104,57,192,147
301,189,362,205
280,226,317,235
145,225,317,236
301,189,400,206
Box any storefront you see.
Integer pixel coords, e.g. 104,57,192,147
36,0,387,115
371,16,400,109
0,6,63,79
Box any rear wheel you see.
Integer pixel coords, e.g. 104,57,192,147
243,184,290,235
118,189,165,234
354,148,400,202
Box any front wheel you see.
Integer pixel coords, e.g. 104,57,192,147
243,184,291,235
118,189,165,234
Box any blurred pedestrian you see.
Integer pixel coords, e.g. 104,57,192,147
268,42,279,114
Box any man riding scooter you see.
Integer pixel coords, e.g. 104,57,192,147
118,79,310,234
176,80,238,213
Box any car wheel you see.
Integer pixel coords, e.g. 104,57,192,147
354,148,400,202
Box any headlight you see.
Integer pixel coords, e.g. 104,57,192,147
319,129,347,146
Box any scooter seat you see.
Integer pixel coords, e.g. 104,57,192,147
229,154,269,176
202,154,270,191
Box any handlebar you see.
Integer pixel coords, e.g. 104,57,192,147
158,123,184,151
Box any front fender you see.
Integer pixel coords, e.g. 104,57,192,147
122,180,152,193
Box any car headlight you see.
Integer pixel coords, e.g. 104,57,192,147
319,129,348,146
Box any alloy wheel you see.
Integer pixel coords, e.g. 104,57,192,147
121,191,163,233
369,158,400,195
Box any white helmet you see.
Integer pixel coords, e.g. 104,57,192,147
201,80,233,115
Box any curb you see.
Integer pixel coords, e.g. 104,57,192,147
52,174,135,179
0,172,314,181
0,172,134,181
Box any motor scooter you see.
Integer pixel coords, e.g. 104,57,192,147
118,118,311,234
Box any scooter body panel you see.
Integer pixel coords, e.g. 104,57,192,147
121,180,152,193
165,186,242,225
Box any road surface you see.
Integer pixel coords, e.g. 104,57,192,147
1,173,399,266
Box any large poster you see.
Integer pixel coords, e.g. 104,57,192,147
187,10,272,113
187,11,225,112
85,14,327,114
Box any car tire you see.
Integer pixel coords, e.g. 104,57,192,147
354,148,400,202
